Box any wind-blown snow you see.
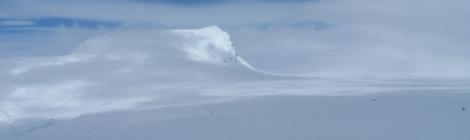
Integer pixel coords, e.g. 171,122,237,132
173,26,238,65
0,26,265,123
0,26,468,124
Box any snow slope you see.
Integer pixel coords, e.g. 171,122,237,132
0,26,469,140
0,26,272,123
1,92,470,140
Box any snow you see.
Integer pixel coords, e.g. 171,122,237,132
0,26,270,123
1,92,469,140
0,26,469,139
173,26,238,65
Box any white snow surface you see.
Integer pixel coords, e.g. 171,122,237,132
0,26,469,140
0,26,263,123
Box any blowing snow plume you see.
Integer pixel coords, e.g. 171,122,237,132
0,26,277,123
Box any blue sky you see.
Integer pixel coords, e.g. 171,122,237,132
0,17,119,57
137,0,314,5
0,17,119,39
0,17,119,29
0,0,316,33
